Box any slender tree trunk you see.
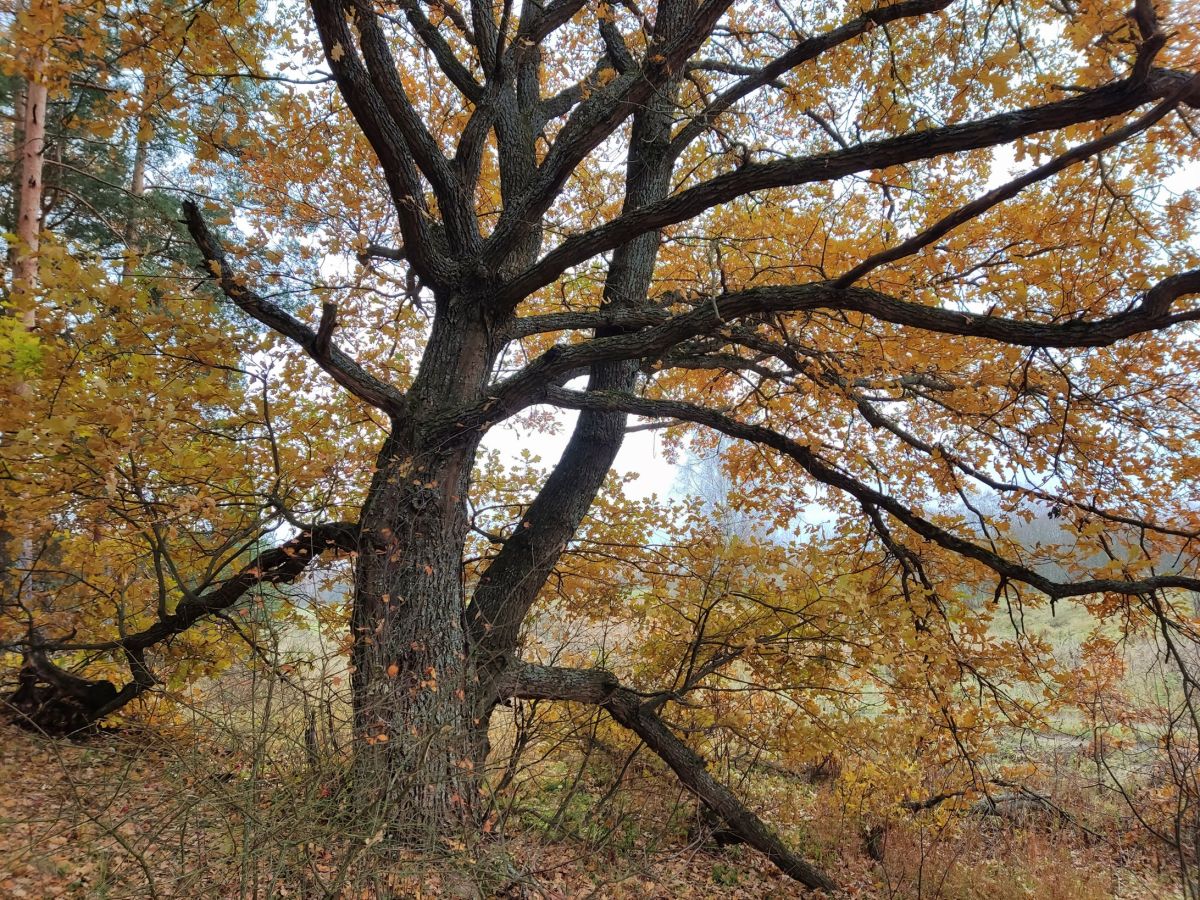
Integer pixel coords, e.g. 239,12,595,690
6,8,49,610
120,81,152,281
13,60,46,324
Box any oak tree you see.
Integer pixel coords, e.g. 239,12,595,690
7,0,1200,889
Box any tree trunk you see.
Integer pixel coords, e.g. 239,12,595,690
12,33,47,323
4,4,49,645
120,95,151,281
349,444,480,832
348,300,495,835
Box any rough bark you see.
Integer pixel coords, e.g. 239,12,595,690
347,294,499,830
348,432,484,830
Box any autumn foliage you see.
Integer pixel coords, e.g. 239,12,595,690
4,0,1200,894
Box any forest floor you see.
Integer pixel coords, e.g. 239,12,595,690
0,718,1183,899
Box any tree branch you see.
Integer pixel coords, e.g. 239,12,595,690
467,0,501,74
352,1,460,171
182,201,409,416
503,304,673,338
516,0,591,47
314,301,338,357
483,0,736,271
497,660,836,891
8,522,359,726
500,66,1200,304
455,271,1200,436
357,242,407,263
834,74,1198,287
465,378,634,661
397,0,484,103
347,0,478,251
669,0,954,156
468,0,690,668
307,0,453,285
36,521,361,657
544,388,1200,600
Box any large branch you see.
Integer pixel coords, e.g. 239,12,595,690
468,0,501,73
399,0,484,103
450,270,1200,436
515,0,591,48
834,75,1198,287
545,388,1200,600
503,304,674,339
307,0,454,285
37,522,360,657
182,201,409,417
497,660,836,892
449,0,595,255
10,522,359,725
467,0,690,663
499,67,1200,304
465,380,634,660
348,0,479,251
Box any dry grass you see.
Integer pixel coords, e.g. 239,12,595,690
0,613,1190,898
0,705,1186,899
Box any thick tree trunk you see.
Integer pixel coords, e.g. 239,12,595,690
349,441,482,832
348,300,495,834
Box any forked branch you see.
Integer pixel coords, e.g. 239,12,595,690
834,73,1200,287
501,66,1200,303
454,269,1200,439
182,201,408,417
668,0,954,156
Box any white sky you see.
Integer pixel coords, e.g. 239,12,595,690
483,407,680,502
